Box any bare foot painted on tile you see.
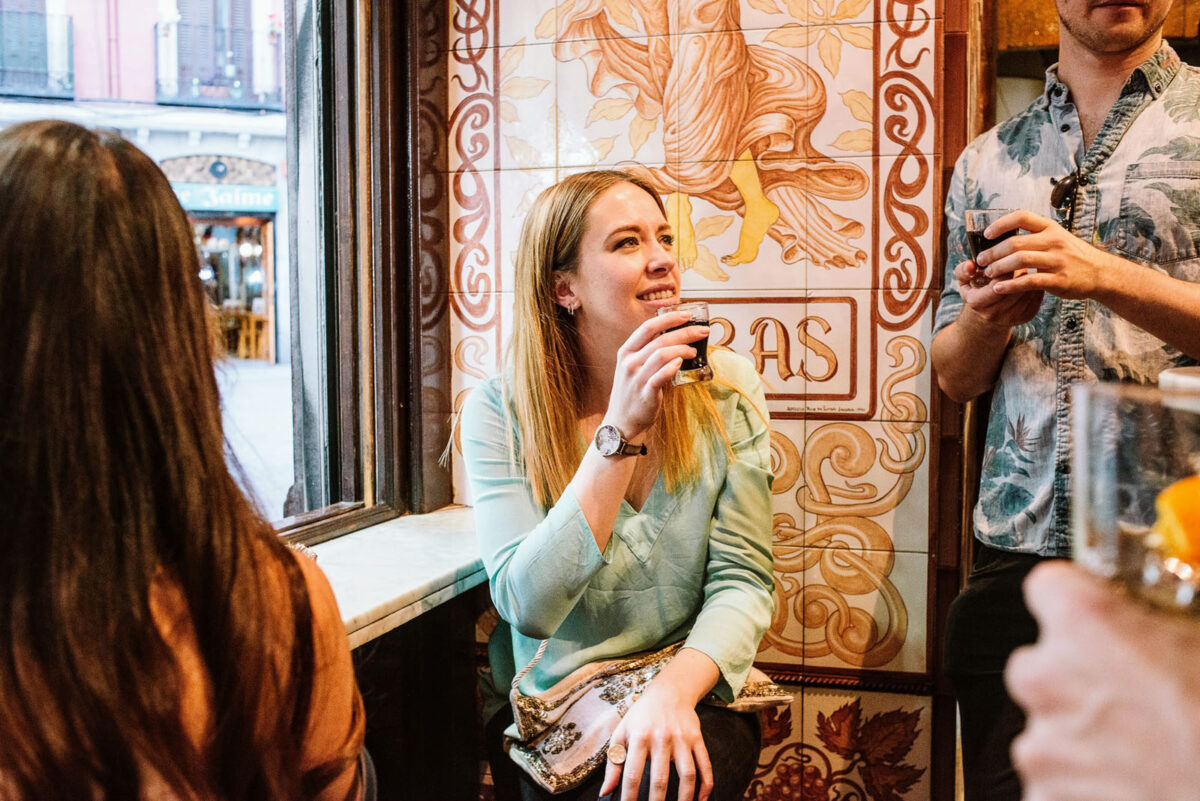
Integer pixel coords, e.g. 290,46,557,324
665,191,698,269
723,151,781,266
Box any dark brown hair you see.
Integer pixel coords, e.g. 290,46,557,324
0,120,349,799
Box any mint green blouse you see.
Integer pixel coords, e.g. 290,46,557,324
460,350,775,721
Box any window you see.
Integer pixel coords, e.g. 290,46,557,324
0,0,447,542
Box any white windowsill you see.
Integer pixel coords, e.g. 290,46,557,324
310,505,484,649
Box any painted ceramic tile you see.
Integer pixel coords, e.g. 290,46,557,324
447,168,557,297
801,419,931,553
497,0,560,48
799,288,872,417
554,34,675,170
802,154,938,295
800,547,928,673
677,170,806,292
767,416,808,537
446,42,499,176
877,17,938,157
550,0,680,42
873,153,939,300
794,24,876,161
449,290,515,504
802,156,875,293
447,0,558,50
759,543,808,667
872,287,934,423
743,684,804,799
447,41,558,172
793,688,933,801
700,292,813,415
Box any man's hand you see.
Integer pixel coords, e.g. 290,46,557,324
953,257,1045,329
976,209,1117,300
1005,562,1200,801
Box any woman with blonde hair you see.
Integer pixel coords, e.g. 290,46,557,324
0,120,367,800
461,169,775,801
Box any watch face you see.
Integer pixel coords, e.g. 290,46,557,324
595,424,621,456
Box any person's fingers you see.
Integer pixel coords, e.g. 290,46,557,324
978,230,1056,267
953,259,978,284
621,309,694,355
601,727,629,797
672,743,697,801
692,740,714,801
646,357,685,393
638,344,695,381
620,741,649,801
646,749,672,801
600,759,624,798
989,208,1054,238
1021,562,1111,631
1004,644,1074,714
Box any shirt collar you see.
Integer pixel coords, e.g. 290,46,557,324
1040,41,1181,108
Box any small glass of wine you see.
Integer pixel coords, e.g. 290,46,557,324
964,208,1018,286
657,301,712,385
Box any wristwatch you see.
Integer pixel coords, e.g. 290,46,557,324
594,423,647,457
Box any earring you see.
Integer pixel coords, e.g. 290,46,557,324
567,304,576,317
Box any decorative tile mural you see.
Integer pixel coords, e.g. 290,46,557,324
746,687,932,801
439,0,944,796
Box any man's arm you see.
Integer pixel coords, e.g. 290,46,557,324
982,210,1200,360
931,260,1046,403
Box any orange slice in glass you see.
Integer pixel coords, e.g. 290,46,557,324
1153,475,1200,565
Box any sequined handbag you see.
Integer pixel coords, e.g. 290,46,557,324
503,640,792,794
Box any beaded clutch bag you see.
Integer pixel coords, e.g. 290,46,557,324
503,641,792,794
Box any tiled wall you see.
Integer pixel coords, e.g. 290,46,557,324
429,0,954,796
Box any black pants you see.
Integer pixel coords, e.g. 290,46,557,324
485,703,762,801
944,543,1059,801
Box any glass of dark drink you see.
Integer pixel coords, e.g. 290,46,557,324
964,208,1018,265
657,301,712,385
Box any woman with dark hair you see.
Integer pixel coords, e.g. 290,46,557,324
462,169,775,801
0,120,366,800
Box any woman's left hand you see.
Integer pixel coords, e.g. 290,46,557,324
600,681,714,801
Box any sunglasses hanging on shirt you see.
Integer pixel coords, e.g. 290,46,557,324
1051,169,1081,231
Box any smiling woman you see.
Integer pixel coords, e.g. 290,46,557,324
460,169,777,801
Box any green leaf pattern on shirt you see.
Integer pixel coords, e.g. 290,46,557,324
932,44,1200,555
995,113,1047,177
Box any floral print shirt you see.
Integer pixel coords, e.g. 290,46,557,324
933,43,1200,556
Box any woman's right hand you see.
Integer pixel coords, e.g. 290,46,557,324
605,309,708,438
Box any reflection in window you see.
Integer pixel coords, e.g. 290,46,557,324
0,0,337,524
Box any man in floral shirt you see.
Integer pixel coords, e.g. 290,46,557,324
931,0,1200,797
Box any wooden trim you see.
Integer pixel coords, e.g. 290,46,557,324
280,503,399,547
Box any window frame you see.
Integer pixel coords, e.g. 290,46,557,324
279,0,448,547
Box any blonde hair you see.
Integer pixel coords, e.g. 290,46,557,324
506,170,733,507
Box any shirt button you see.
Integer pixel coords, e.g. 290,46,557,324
1064,318,1079,331
1060,461,1071,475
1060,123,1070,132
1053,86,1063,96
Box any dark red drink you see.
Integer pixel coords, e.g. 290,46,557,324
666,321,709,374
967,228,1017,263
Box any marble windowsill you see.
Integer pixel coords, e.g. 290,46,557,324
310,505,485,649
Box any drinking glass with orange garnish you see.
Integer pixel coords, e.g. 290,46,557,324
1073,380,1200,612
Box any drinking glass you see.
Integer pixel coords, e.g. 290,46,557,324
1072,381,1200,612
657,301,712,385
964,208,1019,262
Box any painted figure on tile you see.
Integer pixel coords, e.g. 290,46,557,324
547,0,870,272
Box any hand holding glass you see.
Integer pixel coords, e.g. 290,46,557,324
656,301,712,385
964,208,1018,286
1072,382,1200,613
